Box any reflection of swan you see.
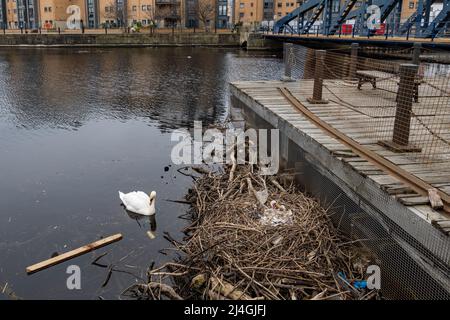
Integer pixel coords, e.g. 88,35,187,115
147,215,157,239
122,203,158,239
119,191,156,216
149,215,157,232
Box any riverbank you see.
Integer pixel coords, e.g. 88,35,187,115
0,32,241,48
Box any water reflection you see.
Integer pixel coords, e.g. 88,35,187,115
0,47,282,299
0,48,282,132
124,210,157,239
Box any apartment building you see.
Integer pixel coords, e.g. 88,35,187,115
38,0,86,29
400,0,444,21
154,0,181,27
234,0,263,24
0,0,233,29
127,0,155,26
274,0,300,20
2,0,39,29
184,0,230,29
0,1,5,28
234,0,300,24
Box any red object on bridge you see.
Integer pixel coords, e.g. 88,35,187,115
341,24,353,35
374,23,386,35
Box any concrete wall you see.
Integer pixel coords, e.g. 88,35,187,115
242,32,282,50
0,32,240,46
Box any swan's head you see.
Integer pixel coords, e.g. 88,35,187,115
149,191,157,205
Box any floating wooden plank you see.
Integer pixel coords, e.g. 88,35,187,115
26,233,123,275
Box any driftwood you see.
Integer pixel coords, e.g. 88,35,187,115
26,234,123,275
191,274,253,300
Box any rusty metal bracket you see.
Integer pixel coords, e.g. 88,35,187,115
278,87,450,214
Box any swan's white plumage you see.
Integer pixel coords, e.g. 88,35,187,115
119,191,156,215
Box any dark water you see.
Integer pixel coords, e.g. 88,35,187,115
0,47,282,299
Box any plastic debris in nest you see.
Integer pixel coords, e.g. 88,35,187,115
246,177,293,227
260,200,293,227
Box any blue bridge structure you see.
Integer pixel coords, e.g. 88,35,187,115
273,0,450,39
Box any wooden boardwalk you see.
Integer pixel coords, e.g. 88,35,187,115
230,79,450,235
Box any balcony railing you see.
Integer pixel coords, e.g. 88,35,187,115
155,0,181,4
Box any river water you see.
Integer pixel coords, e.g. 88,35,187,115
0,47,283,299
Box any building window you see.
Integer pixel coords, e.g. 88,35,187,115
219,5,227,16
251,2,253,7
332,0,340,13
240,3,244,8
142,5,146,11
132,5,137,11
409,1,414,9
277,3,282,8
239,12,244,18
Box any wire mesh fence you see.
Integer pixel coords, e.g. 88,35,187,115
280,42,450,299
283,42,450,164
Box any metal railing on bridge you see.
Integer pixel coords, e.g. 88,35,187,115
273,0,450,39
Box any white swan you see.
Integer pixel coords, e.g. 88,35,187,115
119,191,156,216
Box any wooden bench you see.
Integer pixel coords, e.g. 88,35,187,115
356,69,422,102
356,70,395,90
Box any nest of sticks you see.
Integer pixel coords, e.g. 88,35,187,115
123,162,378,300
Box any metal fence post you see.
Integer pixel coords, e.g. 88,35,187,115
412,42,421,65
282,43,295,82
379,64,421,152
349,43,359,79
307,50,328,104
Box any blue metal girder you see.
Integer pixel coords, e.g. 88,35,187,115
399,0,436,35
301,0,326,34
399,11,418,34
328,0,359,35
273,0,323,33
422,0,450,37
379,0,401,22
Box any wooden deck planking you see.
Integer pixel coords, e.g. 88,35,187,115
231,79,450,233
